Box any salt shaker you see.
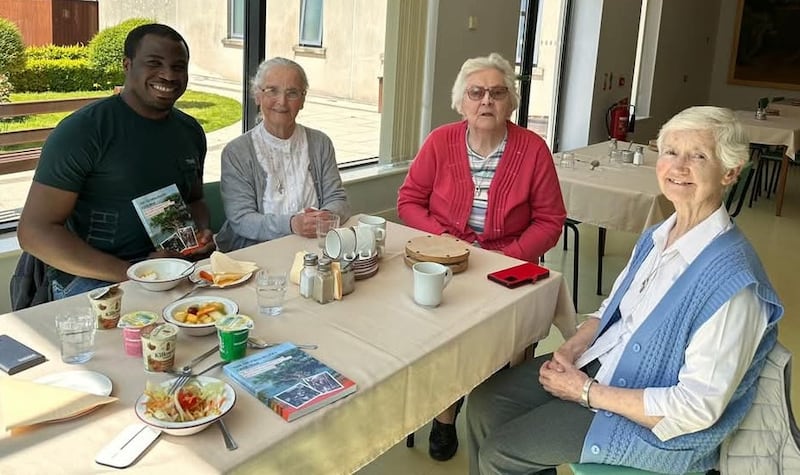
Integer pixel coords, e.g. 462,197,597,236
633,145,644,166
608,138,618,157
312,258,335,304
299,253,318,299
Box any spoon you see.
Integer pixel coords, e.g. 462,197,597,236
590,159,601,170
90,283,120,300
171,344,220,376
247,336,318,351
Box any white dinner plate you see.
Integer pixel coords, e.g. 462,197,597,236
189,264,253,288
34,370,113,396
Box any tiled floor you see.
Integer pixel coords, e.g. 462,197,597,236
357,166,800,475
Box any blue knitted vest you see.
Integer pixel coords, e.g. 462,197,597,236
580,224,784,474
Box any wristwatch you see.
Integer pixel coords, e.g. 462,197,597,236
580,377,597,409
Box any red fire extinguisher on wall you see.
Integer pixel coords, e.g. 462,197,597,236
606,98,635,141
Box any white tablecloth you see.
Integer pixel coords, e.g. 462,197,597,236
556,141,673,234
0,219,575,474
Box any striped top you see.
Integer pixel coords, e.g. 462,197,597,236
467,134,506,234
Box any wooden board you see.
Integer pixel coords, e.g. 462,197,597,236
404,235,470,265
403,254,469,274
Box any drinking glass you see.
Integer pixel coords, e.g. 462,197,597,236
55,311,96,364
559,151,576,168
315,215,340,251
256,270,288,316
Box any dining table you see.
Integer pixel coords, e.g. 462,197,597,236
0,217,576,474
735,110,800,217
554,140,674,296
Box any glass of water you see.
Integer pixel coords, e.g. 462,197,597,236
55,311,96,364
559,151,576,168
315,214,340,251
256,270,288,316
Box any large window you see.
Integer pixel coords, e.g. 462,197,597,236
631,0,661,119
299,0,323,47
229,0,245,39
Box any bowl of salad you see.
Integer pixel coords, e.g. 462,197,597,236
163,296,238,336
134,375,235,436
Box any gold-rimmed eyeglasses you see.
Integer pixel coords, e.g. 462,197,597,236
465,86,509,101
260,86,306,101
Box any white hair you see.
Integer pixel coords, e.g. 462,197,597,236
249,57,309,98
450,53,520,115
657,106,749,172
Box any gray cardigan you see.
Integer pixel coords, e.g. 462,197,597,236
215,125,351,251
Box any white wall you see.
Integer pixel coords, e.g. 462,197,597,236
558,0,641,150
708,0,794,111
427,0,519,130
631,0,721,142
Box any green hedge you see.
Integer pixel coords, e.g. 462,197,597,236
26,44,89,61
0,18,25,75
8,58,117,92
89,18,154,75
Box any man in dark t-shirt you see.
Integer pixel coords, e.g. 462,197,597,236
18,23,215,299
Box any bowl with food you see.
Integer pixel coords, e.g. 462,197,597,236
134,375,235,436
127,258,195,291
163,296,238,336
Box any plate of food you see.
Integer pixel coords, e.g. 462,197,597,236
190,265,253,289
162,296,238,336
135,376,235,436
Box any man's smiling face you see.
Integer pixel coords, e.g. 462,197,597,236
122,33,189,120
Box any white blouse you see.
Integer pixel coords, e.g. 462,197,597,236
251,124,318,216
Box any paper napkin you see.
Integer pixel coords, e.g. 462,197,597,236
0,379,117,430
209,251,259,285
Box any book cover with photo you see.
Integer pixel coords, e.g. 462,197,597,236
223,342,357,421
131,184,200,255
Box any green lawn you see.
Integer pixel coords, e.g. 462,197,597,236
1,89,241,134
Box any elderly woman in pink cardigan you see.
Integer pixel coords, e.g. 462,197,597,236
397,53,566,462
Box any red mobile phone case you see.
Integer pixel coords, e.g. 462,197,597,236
487,262,550,288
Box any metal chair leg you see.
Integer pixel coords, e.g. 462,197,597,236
406,433,415,447
564,220,580,310
596,227,606,295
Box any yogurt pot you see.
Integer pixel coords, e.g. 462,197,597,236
88,286,124,329
118,311,158,357
141,323,178,372
215,314,254,361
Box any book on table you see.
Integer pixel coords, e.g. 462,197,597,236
131,184,200,255
223,342,357,421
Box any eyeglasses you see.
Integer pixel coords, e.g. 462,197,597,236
260,86,306,101
465,86,509,101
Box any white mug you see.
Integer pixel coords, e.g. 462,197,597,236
412,262,453,307
353,225,377,255
358,215,387,242
325,227,357,259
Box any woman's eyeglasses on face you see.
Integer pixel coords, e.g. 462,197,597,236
260,86,306,101
465,86,509,101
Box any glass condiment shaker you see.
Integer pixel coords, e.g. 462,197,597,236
340,259,355,296
608,138,618,157
312,258,335,304
633,145,644,166
299,253,319,299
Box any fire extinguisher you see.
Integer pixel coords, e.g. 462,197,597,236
606,98,636,141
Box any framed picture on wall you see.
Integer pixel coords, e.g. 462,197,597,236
728,0,800,90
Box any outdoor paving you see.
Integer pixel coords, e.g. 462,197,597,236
0,76,383,212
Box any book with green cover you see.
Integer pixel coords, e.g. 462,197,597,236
131,184,199,255
223,342,357,421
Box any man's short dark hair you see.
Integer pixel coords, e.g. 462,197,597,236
124,23,190,60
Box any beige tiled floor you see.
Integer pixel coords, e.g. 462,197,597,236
358,166,800,475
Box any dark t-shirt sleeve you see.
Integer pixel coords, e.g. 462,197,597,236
34,113,100,193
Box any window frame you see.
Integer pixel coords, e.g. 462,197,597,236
299,0,324,48
228,0,245,40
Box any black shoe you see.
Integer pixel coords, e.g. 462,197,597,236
428,418,458,461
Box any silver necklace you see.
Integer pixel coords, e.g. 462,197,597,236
637,252,676,294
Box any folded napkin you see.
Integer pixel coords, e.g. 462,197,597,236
0,378,117,430
209,251,259,286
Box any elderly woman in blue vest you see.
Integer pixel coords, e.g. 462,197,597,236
215,57,350,251
466,106,784,475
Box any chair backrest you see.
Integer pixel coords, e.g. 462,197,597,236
719,342,800,474
203,181,225,234
725,158,754,218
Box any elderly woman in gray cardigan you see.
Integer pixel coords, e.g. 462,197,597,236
215,57,350,252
